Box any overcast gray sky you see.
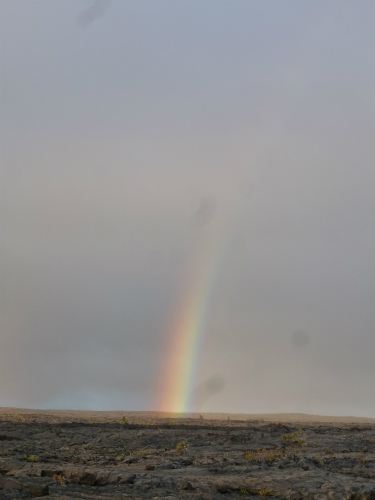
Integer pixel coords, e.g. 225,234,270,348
1,0,374,417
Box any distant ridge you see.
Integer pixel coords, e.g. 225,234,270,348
1,407,373,424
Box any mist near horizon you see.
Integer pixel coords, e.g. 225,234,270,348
1,0,374,418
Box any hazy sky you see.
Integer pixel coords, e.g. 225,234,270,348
1,0,374,417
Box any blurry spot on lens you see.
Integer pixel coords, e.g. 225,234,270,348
192,196,216,226
76,0,112,27
194,375,225,411
206,375,225,394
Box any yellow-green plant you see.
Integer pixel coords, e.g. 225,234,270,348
266,448,282,462
244,450,256,461
244,448,282,463
137,449,153,455
25,455,38,462
282,429,307,447
120,416,129,426
176,441,189,453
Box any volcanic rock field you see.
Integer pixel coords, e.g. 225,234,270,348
0,409,374,500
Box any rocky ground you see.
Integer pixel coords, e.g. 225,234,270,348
0,409,374,500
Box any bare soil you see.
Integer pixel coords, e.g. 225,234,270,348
0,407,374,500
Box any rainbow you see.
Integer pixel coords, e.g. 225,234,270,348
156,207,235,413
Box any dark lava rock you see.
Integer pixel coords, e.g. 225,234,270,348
94,475,108,486
26,482,49,497
0,411,374,499
214,483,228,493
119,473,137,484
0,477,22,490
181,481,194,490
71,471,96,485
